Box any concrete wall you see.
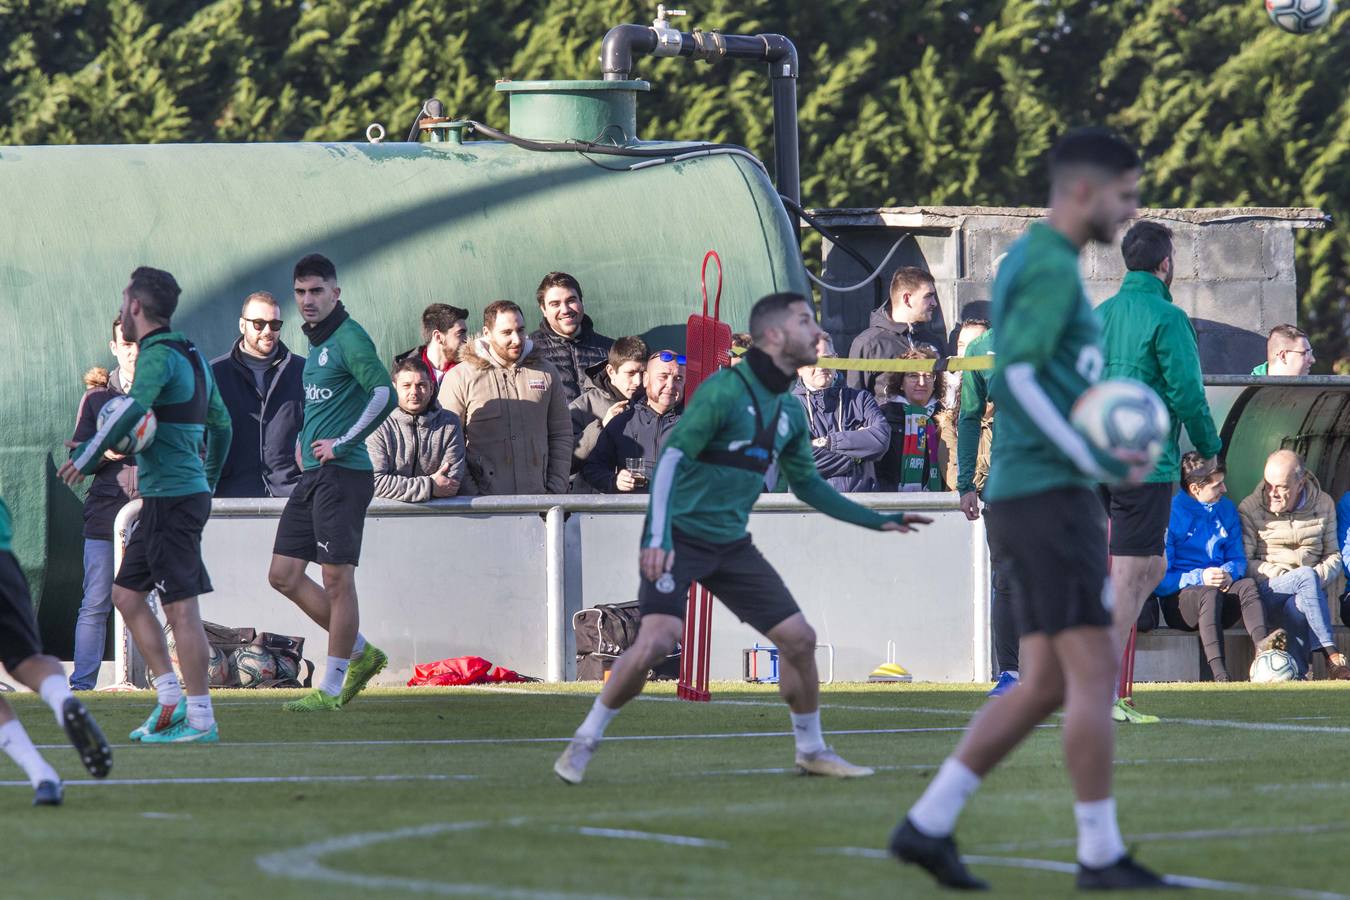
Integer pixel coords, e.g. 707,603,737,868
811,206,1328,374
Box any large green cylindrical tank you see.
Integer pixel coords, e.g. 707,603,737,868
1218,381,1350,503
0,80,807,653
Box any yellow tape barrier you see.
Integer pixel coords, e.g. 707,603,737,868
814,356,995,373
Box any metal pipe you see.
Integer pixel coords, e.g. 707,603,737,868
111,499,143,687
544,505,567,683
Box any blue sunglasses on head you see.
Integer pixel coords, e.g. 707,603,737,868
656,351,687,365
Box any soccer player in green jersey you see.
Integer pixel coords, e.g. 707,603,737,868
61,267,233,744
891,130,1171,891
554,293,931,785
0,499,111,803
268,254,396,712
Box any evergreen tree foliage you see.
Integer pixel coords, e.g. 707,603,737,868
1,0,1346,362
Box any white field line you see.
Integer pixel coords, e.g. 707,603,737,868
973,821,1350,853
568,827,728,849
1175,718,1350,735
0,774,471,788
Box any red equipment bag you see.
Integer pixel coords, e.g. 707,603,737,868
684,250,733,400
406,655,534,686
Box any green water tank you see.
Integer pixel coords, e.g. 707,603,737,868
0,80,807,653
1217,380,1350,503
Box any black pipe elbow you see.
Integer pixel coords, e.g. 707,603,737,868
760,34,798,79
601,24,657,81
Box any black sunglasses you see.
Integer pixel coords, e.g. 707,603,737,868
246,319,284,332
657,351,687,365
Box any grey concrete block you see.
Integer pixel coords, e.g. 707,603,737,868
1169,228,1200,281
1197,225,1265,281
1261,280,1298,333
1264,227,1296,282
1091,241,1127,282
1083,281,1117,306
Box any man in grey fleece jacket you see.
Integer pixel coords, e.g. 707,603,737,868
367,357,468,502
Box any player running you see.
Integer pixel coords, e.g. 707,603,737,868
890,130,1171,890
0,499,111,804
60,266,232,744
554,293,930,785
267,254,395,712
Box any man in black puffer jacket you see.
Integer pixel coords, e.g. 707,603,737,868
530,271,613,404
583,351,684,493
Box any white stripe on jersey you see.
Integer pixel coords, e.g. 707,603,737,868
646,447,684,549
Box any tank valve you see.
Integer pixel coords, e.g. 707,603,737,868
652,4,686,57
366,123,386,144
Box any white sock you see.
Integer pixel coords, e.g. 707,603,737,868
320,656,348,697
1074,797,1127,868
38,674,73,727
349,634,368,660
574,697,619,742
153,672,183,710
185,694,214,731
908,757,982,838
790,710,826,755
0,720,60,788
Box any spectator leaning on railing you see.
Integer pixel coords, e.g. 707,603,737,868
1158,453,1282,682
1252,324,1315,376
789,334,889,493
440,300,572,495
846,267,940,395
530,271,613,404
367,357,467,503
1238,449,1348,680
1339,489,1350,626
583,350,684,494
874,346,943,492
570,336,648,480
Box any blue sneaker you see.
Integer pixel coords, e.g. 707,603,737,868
140,720,219,744
988,670,1020,697
130,698,186,741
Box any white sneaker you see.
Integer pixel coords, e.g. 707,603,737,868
795,745,874,778
554,737,599,785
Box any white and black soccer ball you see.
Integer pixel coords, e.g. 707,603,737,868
96,396,157,455
1070,378,1170,475
1266,0,1337,34
1250,648,1299,683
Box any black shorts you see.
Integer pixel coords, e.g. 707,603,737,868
638,530,801,635
1099,482,1174,557
0,552,43,673
273,466,375,566
985,486,1111,637
115,493,214,604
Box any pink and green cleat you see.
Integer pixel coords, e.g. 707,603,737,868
140,720,219,744
130,698,186,742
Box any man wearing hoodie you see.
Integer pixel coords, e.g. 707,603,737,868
211,291,305,498
440,300,573,495
1239,449,1349,680
584,350,684,493
793,335,889,493
569,336,648,481
368,357,467,503
1159,453,1282,681
1096,220,1222,724
846,267,939,395
530,271,613,404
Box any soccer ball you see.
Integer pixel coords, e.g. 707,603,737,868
1070,379,1170,476
274,653,301,685
1250,648,1299,683
164,632,234,686
1266,0,1337,34
233,646,278,688
96,396,156,455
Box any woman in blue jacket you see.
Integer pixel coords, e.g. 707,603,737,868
1159,453,1284,681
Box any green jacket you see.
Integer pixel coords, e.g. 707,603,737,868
1095,271,1221,484
1252,362,1268,376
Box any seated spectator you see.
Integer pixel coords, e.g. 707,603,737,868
67,318,140,691
1158,453,1283,682
440,300,572,495
583,351,685,493
936,318,991,491
531,272,613,404
874,347,943,492
1252,324,1314,376
790,335,889,493
1339,489,1350,626
211,291,305,498
570,336,648,478
367,357,467,502
394,303,469,387
730,332,753,366
1238,449,1348,679
847,267,940,395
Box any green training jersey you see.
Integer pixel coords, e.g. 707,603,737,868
70,329,232,497
643,359,900,551
956,329,995,495
985,222,1121,502
299,312,395,472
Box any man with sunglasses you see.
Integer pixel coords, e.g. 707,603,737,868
211,292,305,498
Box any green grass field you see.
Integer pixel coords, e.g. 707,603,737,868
4,682,1349,898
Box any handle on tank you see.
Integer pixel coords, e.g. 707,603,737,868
701,250,722,321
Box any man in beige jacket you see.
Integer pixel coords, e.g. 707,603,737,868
1238,449,1349,679
439,300,573,495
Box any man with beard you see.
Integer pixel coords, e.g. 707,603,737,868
890,129,1169,891
530,271,613,404
212,291,305,498
394,303,469,387
267,254,396,713
583,350,684,494
554,293,930,785
440,300,572,495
